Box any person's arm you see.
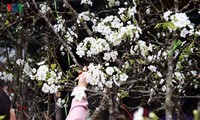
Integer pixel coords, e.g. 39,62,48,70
65,98,88,120
10,108,16,120
66,68,88,120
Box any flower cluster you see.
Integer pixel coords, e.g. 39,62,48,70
163,11,194,37
76,14,141,58
77,11,95,24
53,17,78,44
81,0,93,6
130,40,153,58
117,5,137,20
92,15,141,46
54,16,65,33
42,83,60,93
16,59,33,77
0,48,16,63
76,37,110,57
0,71,13,82
107,0,120,7
84,63,128,90
16,59,62,93
39,2,51,14
103,51,118,62
56,98,67,108
36,65,62,93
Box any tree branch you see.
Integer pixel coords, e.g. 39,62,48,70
32,0,82,67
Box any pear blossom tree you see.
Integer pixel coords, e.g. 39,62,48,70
0,0,200,120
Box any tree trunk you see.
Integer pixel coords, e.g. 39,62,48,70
54,95,62,120
165,54,174,120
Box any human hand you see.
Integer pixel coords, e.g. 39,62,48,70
10,108,16,120
77,66,87,87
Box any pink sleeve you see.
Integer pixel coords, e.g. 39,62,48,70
65,98,88,120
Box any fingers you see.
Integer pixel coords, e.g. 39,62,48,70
83,66,87,71
77,67,87,87
78,66,88,75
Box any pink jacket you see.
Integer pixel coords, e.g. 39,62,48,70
65,98,88,120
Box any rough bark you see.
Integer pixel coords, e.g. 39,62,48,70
165,52,174,120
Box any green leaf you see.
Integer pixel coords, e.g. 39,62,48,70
0,115,5,120
149,112,159,120
51,64,56,69
168,39,182,56
167,22,175,29
178,41,194,61
154,23,162,29
37,81,43,87
129,60,135,64
193,109,200,120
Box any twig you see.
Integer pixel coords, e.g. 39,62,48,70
91,92,109,120
174,0,179,12
179,0,193,12
148,0,160,12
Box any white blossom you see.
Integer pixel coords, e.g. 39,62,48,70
0,72,13,82
16,59,24,65
85,64,105,86
148,65,157,72
47,77,55,84
146,7,150,15
49,84,59,93
76,37,110,57
147,55,153,61
170,12,191,29
156,71,162,77
160,79,165,84
119,73,128,81
108,0,120,7
39,2,51,14
174,72,184,80
130,45,135,54
162,85,166,92
81,0,93,6
77,11,94,24
23,63,32,75
163,10,172,21
118,8,126,15
134,107,144,120
42,83,49,93
180,28,189,38
36,65,49,80
122,61,129,69
103,51,118,62
103,52,111,61
56,98,66,108
138,40,148,57
106,67,115,75
37,61,45,65
190,70,197,76
128,7,137,18
32,68,37,74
